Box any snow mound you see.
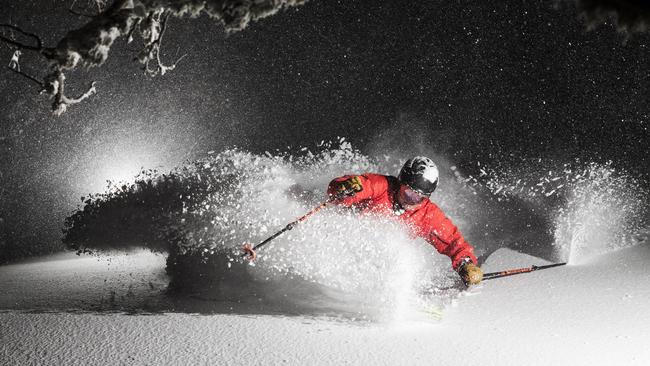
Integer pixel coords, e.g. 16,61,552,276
2,241,649,365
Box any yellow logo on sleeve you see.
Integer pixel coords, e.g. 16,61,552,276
338,176,364,194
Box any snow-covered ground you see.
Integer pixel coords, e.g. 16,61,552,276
2,242,648,365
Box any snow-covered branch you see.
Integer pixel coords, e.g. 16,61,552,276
69,0,108,17
138,9,184,76
1,0,307,115
46,71,98,115
1,0,645,115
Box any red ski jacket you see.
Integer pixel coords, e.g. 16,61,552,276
328,173,477,270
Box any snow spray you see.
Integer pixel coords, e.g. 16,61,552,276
467,159,649,265
63,141,459,320
552,163,648,264
63,141,648,319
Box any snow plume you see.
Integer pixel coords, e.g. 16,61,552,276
63,142,460,320
468,159,649,264
552,163,649,264
576,0,650,33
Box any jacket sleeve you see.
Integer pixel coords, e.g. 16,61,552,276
327,174,377,207
424,206,478,270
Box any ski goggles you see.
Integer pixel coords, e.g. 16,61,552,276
399,184,428,205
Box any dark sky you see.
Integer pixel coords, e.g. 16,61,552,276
0,0,648,258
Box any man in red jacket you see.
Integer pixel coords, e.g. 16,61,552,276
328,156,483,285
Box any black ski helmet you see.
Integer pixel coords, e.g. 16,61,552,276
398,156,439,196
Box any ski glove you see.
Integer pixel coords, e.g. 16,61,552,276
331,176,364,198
458,261,483,285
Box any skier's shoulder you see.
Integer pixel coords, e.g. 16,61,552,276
420,199,446,218
363,173,396,190
361,173,390,182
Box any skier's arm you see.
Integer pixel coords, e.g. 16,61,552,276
425,209,478,271
327,174,376,206
426,214,482,285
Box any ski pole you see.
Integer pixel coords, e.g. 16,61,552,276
482,262,567,281
242,201,330,261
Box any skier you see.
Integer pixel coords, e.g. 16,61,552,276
328,156,483,285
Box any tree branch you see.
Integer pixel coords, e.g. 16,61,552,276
0,24,43,51
154,11,179,75
63,82,97,104
6,66,44,89
68,8,97,18
141,10,182,76
68,0,108,18
49,71,97,116
2,0,309,114
126,17,141,43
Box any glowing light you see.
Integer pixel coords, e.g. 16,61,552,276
85,135,169,193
